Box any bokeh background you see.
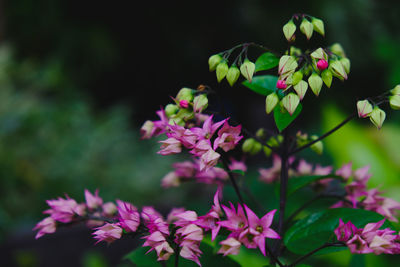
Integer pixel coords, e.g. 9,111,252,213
0,0,399,266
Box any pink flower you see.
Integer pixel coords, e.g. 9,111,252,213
44,195,79,223
102,202,117,217
143,231,174,261
167,208,186,223
213,122,243,152
199,149,220,171
297,159,313,175
33,217,57,239
179,243,203,266
116,200,140,232
335,162,353,180
158,138,182,155
161,171,181,188
191,115,225,141
167,124,197,149
173,161,197,178
180,100,189,108
195,166,228,184
259,154,283,183
276,80,287,89
316,59,329,70
334,219,357,242
142,207,170,235
85,189,103,210
218,237,241,256
195,188,223,240
346,234,374,254
93,223,122,244
190,139,212,157
218,203,248,234
229,158,247,172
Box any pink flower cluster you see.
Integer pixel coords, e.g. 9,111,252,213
332,163,400,222
334,219,400,254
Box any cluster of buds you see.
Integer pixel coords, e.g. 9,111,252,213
334,219,400,254
208,52,256,86
332,163,400,222
283,15,325,42
389,85,400,110
357,100,386,129
242,129,283,157
296,131,323,155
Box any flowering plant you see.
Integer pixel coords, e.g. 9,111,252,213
34,14,400,266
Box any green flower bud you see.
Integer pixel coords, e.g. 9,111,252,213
357,100,373,118
242,138,262,155
169,117,184,126
308,73,323,96
208,54,223,71
311,17,325,36
165,104,179,117
256,128,266,139
282,93,300,115
283,20,296,42
289,46,302,57
226,65,240,86
321,69,333,88
330,43,346,57
391,85,400,95
294,80,308,100
263,145,272,157
176,108,194,121
310,48,328,61
340,58,351,74
300,18,313,40
292,71,303,86
265,93,279,114
216,61,229,82
389,95,400,110
240,59,256,82
176,88,194,102
193,94,208,113
330,60,348,80
310,135,323,155
370,107,386,129
278,55,298,79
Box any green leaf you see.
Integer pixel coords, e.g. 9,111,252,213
287,175,343,196
231,169,245,176
242,75,279,96
273,103,302,132
124,247,162,267
255,52,279,72
284,208,390,255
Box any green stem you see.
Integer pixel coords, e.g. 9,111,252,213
288,242,345,267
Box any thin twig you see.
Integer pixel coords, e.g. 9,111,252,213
288,242,345,267
221,156,245,204
265,242,284,267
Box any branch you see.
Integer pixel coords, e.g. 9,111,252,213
265,243,284,267
288,242,345,267
289,113,356,155
221,155,245,205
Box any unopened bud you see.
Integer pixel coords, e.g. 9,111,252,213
317,59,329,71
278,55,298,78
169,117,184,126
292,71,303,86
300,18,313,40
308,73,323,96
256,128,266,139
311,17,325,36
176,88,194,102
265,93,279,114
140,120,154,139
389,95,400,110
276,80,287,89
208,54,223,71
216,61,229,82
193,94,208,113
165,104,179,117
283,20,296,42
357,100,373,118
330,43,346,57
226,65,240,86
340,58,351,74
370,107,386,129
321,69,333,88
310,135,323,155
294,80,308,100
290,46,302,57
242,138,262,155
176,108,194,121
263,145,272,157
240,59,256,82
330,60,348,80
179,100,189,109
391,85,400,96
282,93,300,115
311,48,328,61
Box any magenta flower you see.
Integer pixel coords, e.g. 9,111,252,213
44,195,79,223
190,139,212,157
190,115,225,141
93,223,122,244
316,59,329,70
335,162,353,180
346,234,374,254
297,159,313,175
142,207,170,235
195,188,223,240
143,231,174,261
33,217,57,239
199,149,220,171
116,200,140,232
167,208,186,223
229,158,247,172
213,121,243,152
161,171,180,188
102,202,117,217
167,124,197,149
85,189,103,210
173,161,197,178
158,138,182,155
276,79,287,89
218,203,248,235
218,237,241,256
334,219,357,242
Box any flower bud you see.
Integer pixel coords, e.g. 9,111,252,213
282,93,300,115
311,48,328,61
216,61,229,82
389,95,400,110
391,85,400,95
283,20,296,42
317,59,329,71
300,18,313,40
240,59,256,82
292,71,303,86
357,100,373,118
226,65,240,86
256,128,266,139
165,104,179,117
289,46,302,57
321,69,333,88
193,94,208,113
311,17,325,36
176,88,194,102
294,80,308,100
179,100,189,109
265,93,279,114
208,54,223,71
310,135,323,155
263,145,272,157
340,58,351,74
242,138,262,155
278,55,298,78
370,107,386,129
308,73,323,96
140,120,154,139
330,43,346,57
330,60,348,80
276,80,287,89
169,117,184,126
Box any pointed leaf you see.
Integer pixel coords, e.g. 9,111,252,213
255,53,279,72
242,75,279,96
273,103,302,132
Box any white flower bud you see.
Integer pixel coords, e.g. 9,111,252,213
311,17,325,36
357,100,373,118
240,59,256,82
370,107,386,129
265,93,279,114
282,93,300,115
300,18,313,40
283,20,296,41
308,73,323,96
216,61,229,82
294,80,308,100
226,66,240,86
